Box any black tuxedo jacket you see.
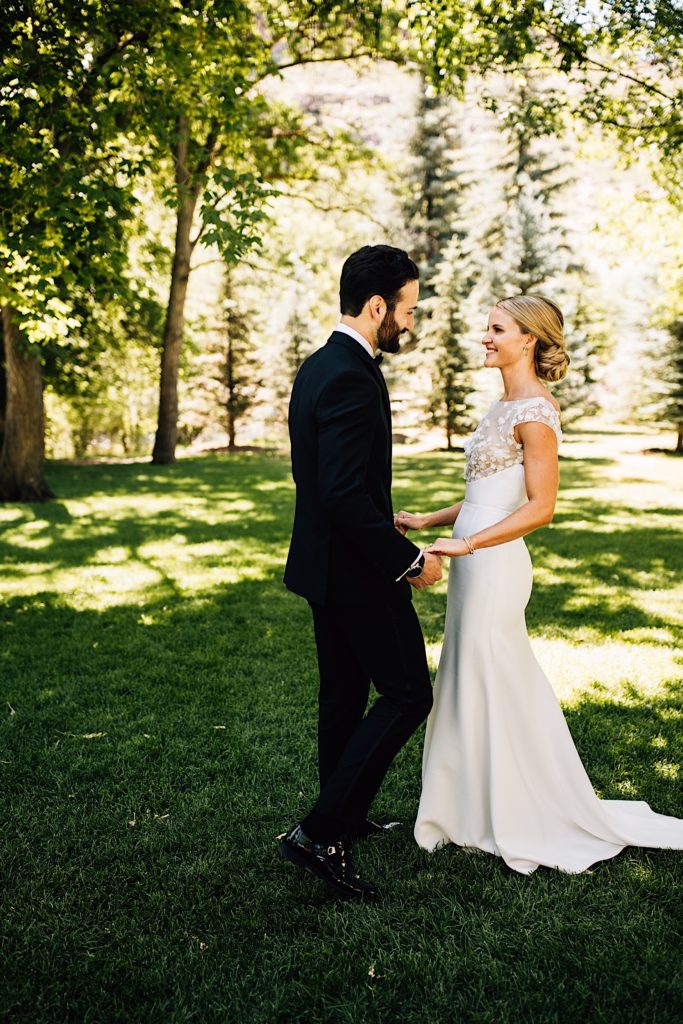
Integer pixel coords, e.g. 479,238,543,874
284,331,420,606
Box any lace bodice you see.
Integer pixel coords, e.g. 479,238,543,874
464,397,562,482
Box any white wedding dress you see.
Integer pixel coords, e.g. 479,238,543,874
414,396,683,873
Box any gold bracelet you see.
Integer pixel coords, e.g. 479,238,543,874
462,535,475,555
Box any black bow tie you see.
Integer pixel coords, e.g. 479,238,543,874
374,353,384,366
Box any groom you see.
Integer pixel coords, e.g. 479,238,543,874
279,245,442,901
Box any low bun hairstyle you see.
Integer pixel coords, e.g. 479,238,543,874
495,294,570,383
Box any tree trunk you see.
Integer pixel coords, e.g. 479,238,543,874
446,408,454,451
0,306,53,502
226,311,236,450
152,116,198,465
676,428,682,453
0,313,6,450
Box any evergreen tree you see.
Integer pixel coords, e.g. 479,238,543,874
273,301,315,430
404,83,465,294
402,81,475,447
221,273,261,450
554,289,605,424
481,75,576,300
187,270,261,451
648,318,683,452
477,75,603,421
421,241,477,449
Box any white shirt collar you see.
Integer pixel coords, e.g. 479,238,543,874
334,321,375,360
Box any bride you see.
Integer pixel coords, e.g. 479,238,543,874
396,294,683,874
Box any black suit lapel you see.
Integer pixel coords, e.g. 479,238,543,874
328,332,391,424
373,360,391,425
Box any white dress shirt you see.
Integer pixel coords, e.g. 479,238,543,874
334,321,375,360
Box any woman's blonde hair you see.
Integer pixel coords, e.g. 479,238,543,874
495,294,570,382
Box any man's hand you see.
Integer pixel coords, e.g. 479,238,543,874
408,551,442,590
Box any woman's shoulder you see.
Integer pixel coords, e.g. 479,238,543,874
514,392,561,415
508,393,563,444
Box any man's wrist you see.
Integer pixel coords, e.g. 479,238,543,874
401,549,425,580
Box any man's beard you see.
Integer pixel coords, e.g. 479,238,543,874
377,308,406,354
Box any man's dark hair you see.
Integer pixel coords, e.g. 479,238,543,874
340,245,419,316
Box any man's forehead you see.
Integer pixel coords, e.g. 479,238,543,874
400,279,419,303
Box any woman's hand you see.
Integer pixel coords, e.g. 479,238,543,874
425,537,471,558
394,510,428,533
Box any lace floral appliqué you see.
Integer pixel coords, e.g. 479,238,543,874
464,397,562,482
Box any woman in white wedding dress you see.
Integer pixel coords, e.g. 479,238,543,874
397,294,683,874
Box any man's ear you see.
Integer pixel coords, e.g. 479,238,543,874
367,294,386,323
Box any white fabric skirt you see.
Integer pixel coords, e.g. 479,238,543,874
414,465,683,873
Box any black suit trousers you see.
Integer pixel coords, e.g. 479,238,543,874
300,597,433,843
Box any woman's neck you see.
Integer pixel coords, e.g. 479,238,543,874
499,364,543,400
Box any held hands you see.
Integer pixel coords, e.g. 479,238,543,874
408,551,442,590
425,538,471,558
394,510,474,560
393,509,443,589
394,510,428,534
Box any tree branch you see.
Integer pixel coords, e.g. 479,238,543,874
542,26,675,102
193,120,221,195
56,30,148,159
189,257,226,272
275,188,385,229
188,181,236,250
252,48,374,88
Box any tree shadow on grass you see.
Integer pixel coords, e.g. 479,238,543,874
1,570,681,1023
526,508,682,639
2,450,679,652
45,452,294,499
2,572,680,827
563,678,683,816
0,455,295,574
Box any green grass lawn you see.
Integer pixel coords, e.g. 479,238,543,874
1,432,682,1023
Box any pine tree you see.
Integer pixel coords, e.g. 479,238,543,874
554,290,605,424
283,306,313,394
402,80,476,447
421,243,477,449
481,75,576,300
404,83,465,293
185,269,261,451
271,270,317,431
221,273,261,450
649,318,683,452
476,74,603,421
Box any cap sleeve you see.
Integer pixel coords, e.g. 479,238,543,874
509,398,562,446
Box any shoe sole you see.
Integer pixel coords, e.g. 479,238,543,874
278,841,378,902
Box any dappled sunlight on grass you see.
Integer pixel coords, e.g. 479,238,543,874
532,638,681,703
654,760,680,781
91,545,131,564
0,543,289,610
636,589,683,626
56,564,169,608
0,436,680,1024
424,636,681,713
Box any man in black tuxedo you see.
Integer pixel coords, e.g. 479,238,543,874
279,245,442,901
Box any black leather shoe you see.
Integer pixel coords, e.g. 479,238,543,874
352,819,403,839
278,824,379,901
